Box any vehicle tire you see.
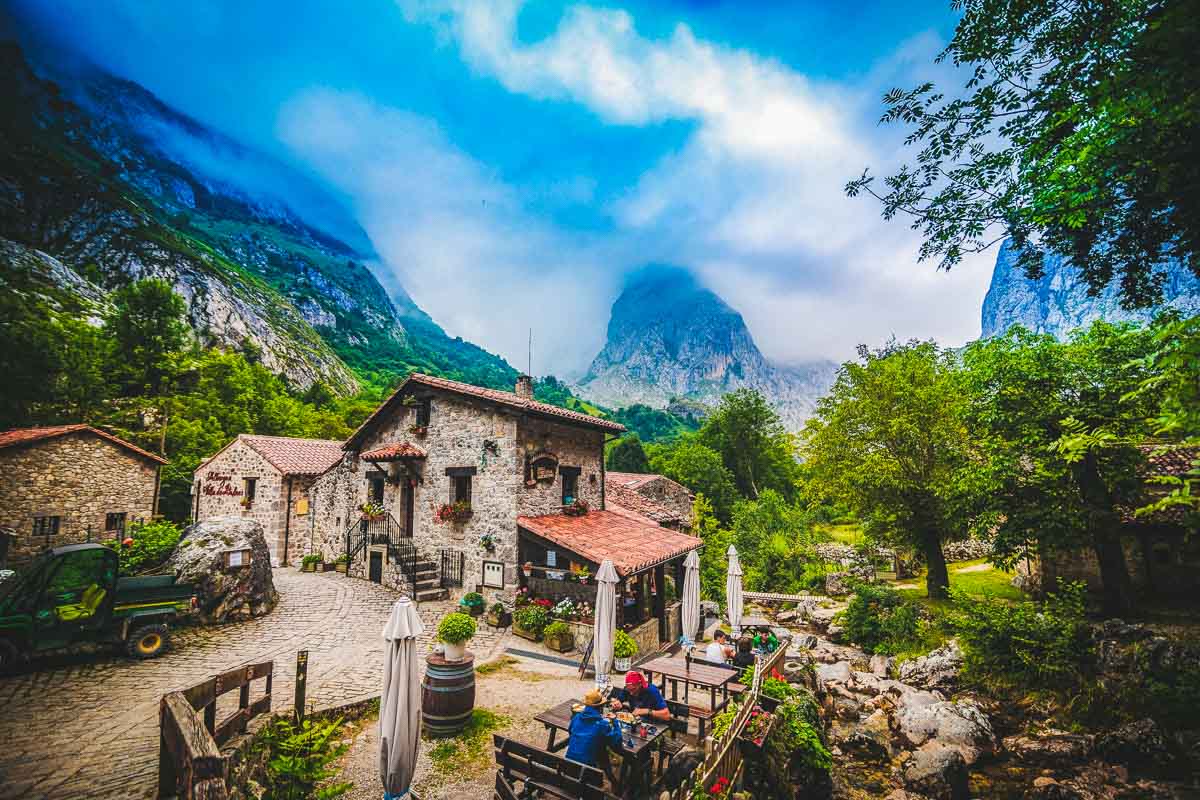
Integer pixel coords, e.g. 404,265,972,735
0,639,21,674
126,624,170,659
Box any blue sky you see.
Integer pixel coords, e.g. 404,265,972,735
8,0,996,375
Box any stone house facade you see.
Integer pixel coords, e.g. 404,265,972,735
193,434,343,566
0,425,165,566
605,472,695,531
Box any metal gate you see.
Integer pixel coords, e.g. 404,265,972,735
439,549,464,589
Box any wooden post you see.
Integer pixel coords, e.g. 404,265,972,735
654,563,667,644
294,650,308,721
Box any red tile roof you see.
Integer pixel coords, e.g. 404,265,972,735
606,471,660,489
518,510,701,577
0,424,166,464
234,435,344,476
1139,444,1199,478
361,441,427,461
1123,444,1200,525
605,480,683,525
347,373,625,448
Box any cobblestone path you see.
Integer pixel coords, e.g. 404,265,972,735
0,569,507,800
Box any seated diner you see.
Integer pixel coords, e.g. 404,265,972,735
704,629,734,666
732,635,756,669
609,670,671,722
566,689,623,768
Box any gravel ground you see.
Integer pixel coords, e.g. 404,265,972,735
337,654,590,800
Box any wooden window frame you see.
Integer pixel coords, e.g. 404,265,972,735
560,466,581,505
33,515,60,538
104,512,127,533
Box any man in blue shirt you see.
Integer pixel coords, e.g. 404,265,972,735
609,670,671,722
566,689,623,768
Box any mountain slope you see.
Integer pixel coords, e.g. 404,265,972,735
577,265,835,430
0,43,518,393
982,239,1200,338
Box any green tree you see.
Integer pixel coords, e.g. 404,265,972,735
728,490,818,593
959,322,1160,614
105,279,189,395
606,434,651,473
847,0,1200,308
692,494,733,604
802,341,968,598
650,437,739,521
699,389,798,500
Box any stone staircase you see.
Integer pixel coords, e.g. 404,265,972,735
389,539,448,602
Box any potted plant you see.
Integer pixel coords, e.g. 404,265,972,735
544,621,575,653
522,561,534,578
513,605,549,642
334,554,349,574
408,423,428,437
437,612,477,662
563,498,590,517
478,533,498,553
459,591,486,617
613,629,638,671
573,566,590,585
360,502,386,522
485,602,511,628
434,501,473,524
300,554,321,573
739,706,774,750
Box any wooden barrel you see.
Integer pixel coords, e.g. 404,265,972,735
422,652,476,737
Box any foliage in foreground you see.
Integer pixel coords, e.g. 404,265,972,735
837,584,932,657
252,716,351,800
105,519,182,575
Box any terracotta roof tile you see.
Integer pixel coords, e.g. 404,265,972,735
517,510,701,577
1138,444,1200,478
606,471,660,489
604,480,682,524
361,441,427,461
0,424,166,464
238,435,345,476
348,373,624,447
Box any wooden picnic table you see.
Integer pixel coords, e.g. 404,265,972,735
740,614,773,630
637,654,737,713
534,698,668,798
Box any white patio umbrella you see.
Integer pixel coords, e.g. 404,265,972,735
593,558,620,689
380,596,424,800
726,544,744,639
681,549,701,646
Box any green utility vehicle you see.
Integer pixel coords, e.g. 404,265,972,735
0,543,195,671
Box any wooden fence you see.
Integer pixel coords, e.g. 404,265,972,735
158,661,273,799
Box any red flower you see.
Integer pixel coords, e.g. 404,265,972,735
771,668,784,681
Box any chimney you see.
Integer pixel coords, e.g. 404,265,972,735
515,374,534,399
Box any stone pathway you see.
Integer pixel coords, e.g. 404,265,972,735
0,569,508,800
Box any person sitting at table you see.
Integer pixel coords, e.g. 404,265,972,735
704,630,735,666
753,629,780,653
566,688,623,769
732,635,756,669
609,670,671,722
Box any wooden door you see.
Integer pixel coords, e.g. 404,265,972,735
369,551,383,583
403,484,414,538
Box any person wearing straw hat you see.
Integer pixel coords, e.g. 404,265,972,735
565,688,623,769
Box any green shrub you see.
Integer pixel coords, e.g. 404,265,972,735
108,520,181,574
252,715,352,800
514,605,549,635
460,591,485,607
489,602,505,615
948,579,1091,688
772,692,831,771
613,629,638,659
799,561,831,592
301,554,321,567
837,584,923,655
437,612,477,644
544,621,571,639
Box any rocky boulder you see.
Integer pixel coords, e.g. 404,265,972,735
903,742,969,800
1095,719,1174,771
1002,729,1094,765
890,689,997,766
168,516,277,623
898,642,963,692
825,566,875,596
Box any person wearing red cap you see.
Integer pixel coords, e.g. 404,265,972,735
609,670,670,722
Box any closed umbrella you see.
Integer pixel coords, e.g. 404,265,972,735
593,558,619,689
681,549,700,646
380,596,424,800
726,544,744,639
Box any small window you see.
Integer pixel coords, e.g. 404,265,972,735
243,477,257,503
452,474,472,506
415,398,431,428
561,467,580,505
369,475,385,504
105,512,126,533
33,515,60,539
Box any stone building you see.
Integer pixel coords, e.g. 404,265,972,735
605,472,695,531
0,425,166,566
193,434,343,566
312,373,702,649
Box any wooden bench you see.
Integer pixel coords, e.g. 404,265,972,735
663,698,718,741
493,734,613,800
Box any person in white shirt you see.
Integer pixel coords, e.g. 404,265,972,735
704,630,734,665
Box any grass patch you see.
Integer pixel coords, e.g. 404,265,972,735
892,559,1026,607
426,709,510,777
475,656,520,676
815,523,865,546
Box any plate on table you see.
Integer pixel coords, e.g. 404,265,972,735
615,712,635,724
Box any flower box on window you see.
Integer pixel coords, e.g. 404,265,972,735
435,501,473,524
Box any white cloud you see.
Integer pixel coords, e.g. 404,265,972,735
277,89,619,373
395,0,992,367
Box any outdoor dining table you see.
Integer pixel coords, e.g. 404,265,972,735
740,614,773,631
637,654,738,713
534,699,667,798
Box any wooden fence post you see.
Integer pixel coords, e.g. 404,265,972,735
294,650,309,721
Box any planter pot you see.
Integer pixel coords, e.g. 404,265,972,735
302,563,316,573
335,563,348,574
545,633,575,653
522,565,533,577
485,611,511,628
614,656,632,672
442,641,469,662
323,562,337,572
462,604,484,618
757,694,781,713
512,624,541,642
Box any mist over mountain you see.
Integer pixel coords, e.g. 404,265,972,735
981,239,1200,339
578,265,836,430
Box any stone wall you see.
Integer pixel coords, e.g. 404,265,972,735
194,440,293,565
0,432,159,563
626,616,660,661
635,476,695,530
1037,528,1200,599
515,418,606,518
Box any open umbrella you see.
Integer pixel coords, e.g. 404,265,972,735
681,549,700,646
593,558,619,689
380,596,424,800
726,544,744,639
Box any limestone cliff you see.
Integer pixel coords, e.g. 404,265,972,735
981,239,1200,338
577,265,835,430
